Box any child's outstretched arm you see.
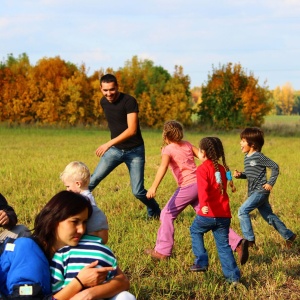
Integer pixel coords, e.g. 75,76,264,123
233,169,242,178
192,145,200,159
146,154,170,199
234,169,247,179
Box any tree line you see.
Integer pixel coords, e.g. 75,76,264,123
0,53,299,129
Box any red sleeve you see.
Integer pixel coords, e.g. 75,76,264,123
196,165,209,207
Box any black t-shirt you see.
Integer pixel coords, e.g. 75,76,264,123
100,92,144,150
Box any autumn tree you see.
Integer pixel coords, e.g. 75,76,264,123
197,63,272,129
115,56,192,128
0,54,193,127
273,83,295,115
0,53,32,123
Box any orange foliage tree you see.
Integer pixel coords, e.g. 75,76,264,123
197,63,272,129
0,54,192,127
0,53,32,123
273,83,295,115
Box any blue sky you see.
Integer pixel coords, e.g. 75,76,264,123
1,0,300,89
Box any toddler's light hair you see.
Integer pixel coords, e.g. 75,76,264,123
60,161,90,187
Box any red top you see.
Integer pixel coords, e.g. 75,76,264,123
196,160,231,218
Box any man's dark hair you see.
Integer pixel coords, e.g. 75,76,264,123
100,74,118,86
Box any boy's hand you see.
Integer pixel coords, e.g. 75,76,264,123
233,169,241,178
263,183,273,191
201,206,209,214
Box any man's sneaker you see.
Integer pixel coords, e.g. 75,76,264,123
235,239,249,265
286,234,296,249
190,264,208,272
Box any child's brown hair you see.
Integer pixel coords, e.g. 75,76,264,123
240,127,264,152
199,137,236,193
162,120,184,146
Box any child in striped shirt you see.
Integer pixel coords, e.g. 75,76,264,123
51,234,117,293
234,127,296,248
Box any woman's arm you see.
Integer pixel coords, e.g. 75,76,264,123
69,267,130,300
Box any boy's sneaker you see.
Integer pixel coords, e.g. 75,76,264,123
286,234,296,249
190,264,208,272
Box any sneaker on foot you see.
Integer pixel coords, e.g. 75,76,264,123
235,239,249,265
286,234,296,249
190,264,208,272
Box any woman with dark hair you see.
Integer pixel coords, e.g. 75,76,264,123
1,191,135,300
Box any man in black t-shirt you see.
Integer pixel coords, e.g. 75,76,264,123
89,74,161,219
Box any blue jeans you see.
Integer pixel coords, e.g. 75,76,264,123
238,192,294,242
89,145,161,217
190,215,240,283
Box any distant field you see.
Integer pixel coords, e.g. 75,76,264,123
264,115,300,125
0,120,299,299
262,115,300,136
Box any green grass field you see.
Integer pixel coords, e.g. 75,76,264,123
0,118,299,299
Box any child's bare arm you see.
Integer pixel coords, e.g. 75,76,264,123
146,154,170,199
233,169,241,178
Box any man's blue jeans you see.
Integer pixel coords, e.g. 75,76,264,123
238,192,294,242
190,215,240,283
89,144,161,217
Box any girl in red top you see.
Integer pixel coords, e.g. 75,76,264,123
190,137,241,284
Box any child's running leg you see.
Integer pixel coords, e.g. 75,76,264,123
258,197,295,242
190,215,210,270
228,228,243,251
238,192,266,242
228,228,249,265
154,183,198,257
212,219,241,283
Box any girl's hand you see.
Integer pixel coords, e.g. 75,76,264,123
262,183,272,191
77,261,115,287
146,187,156,199
201,206,209,214
233,170,241,178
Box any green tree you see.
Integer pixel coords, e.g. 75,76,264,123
197,63,272,129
